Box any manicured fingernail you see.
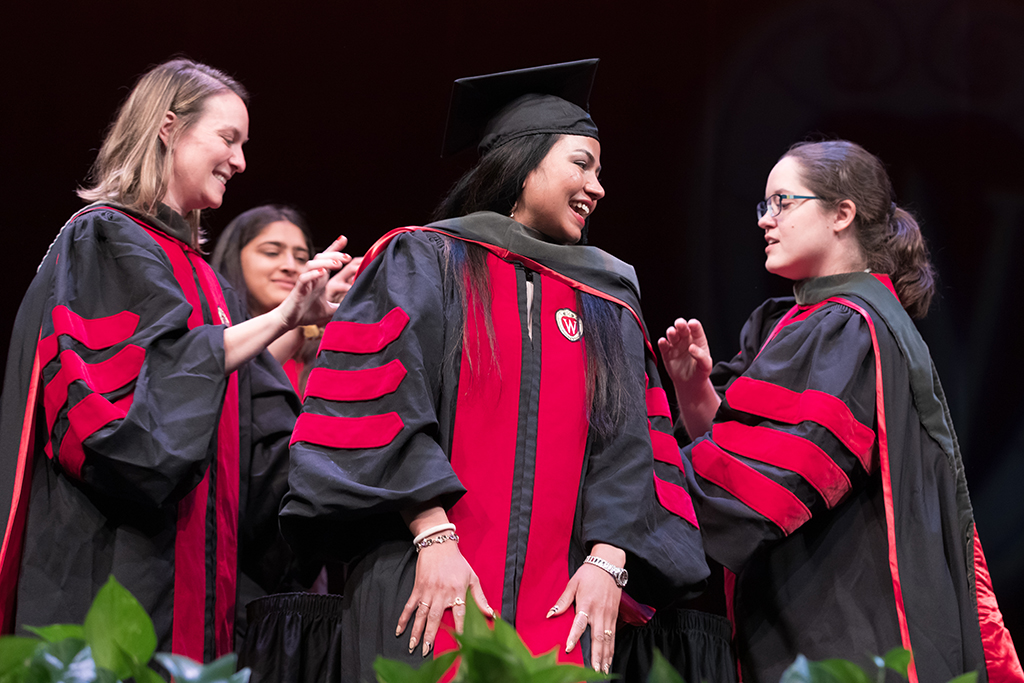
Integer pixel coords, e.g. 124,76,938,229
547,606,558,617
395,625,402,637
408,636,417,652
604,663,610,674
336,235,345,242
422,641,432,657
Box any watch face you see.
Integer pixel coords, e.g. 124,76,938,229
618,569,629,587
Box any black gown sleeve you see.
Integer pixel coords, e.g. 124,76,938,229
40,209,228,508
577,304,709,605
280,231,467,562
686,300,879,572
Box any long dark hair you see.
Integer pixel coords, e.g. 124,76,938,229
210,204,314,317
784,140,937,318
434,134,639,440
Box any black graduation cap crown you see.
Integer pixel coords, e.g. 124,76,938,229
441,59,600,157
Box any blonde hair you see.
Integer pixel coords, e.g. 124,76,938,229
78,58,248,247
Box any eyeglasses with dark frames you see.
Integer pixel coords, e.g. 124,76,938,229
757,194,821,220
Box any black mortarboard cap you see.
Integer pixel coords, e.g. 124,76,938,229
441,59,600,157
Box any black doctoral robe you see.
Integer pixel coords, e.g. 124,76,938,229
281,212,709,679
685,272,1021,683
0,204,300,661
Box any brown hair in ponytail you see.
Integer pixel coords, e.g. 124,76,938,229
784,140,937,318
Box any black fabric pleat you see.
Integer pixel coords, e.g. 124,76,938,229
613,608,736,683
238,593,346,683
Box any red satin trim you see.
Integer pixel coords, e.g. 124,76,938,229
440,255,524,668
0,334,43,633
290,412,404,449
304,359,407,402
137,218,241,658
725,376,876,473
320,307,409,354
135,225,208,660
711,421,851,508
972,528,1024,681
653,475,699,528
692,438,811,534
173,476,208,662
645,387,671,419
190,252,239,658
825,297,916,682
517,272,589,665
38,307,140,366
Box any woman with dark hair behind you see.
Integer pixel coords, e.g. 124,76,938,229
211,205,361,395
277,61,726,681
661,139,1022,682
0,58,343,660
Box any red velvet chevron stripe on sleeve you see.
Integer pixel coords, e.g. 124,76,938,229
647,384,699,527
304,359,407,402
319,307,409,354
37,306,140,367
692,438,812,534
44,346,145,443
711,421,852,508
725,376,876,473
291,412,404,449
645,386,671,419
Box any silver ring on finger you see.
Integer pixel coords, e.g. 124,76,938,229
452,597,466,607
576,610,590,620
419,601,430,608
604,629,614,639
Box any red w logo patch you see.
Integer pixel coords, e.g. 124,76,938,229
555,308,583,342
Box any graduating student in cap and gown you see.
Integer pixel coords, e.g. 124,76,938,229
0,58,345,661
277,60,730,681
660,140,1022,682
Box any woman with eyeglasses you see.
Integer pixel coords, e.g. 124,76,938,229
660,140,1021,683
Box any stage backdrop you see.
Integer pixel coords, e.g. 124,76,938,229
3,0,1022,650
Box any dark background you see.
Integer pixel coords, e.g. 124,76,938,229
4,0,1023,651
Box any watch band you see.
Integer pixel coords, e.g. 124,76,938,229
584,555,628,587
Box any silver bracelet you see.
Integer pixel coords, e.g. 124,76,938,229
584,555,628,587
415,531,459,553
412,523,456,546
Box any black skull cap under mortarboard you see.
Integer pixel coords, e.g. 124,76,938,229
441,59,600,157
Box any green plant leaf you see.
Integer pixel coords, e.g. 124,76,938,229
372,651,458,683
528,664,614,683
0,637,40,676
25,641,103,683
83,576,156,679
880,648,911,678
814,659,873,683
154,653,248,683
21,627,83,645
460,591,493,642
646,647,686,683
946,674,978,683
